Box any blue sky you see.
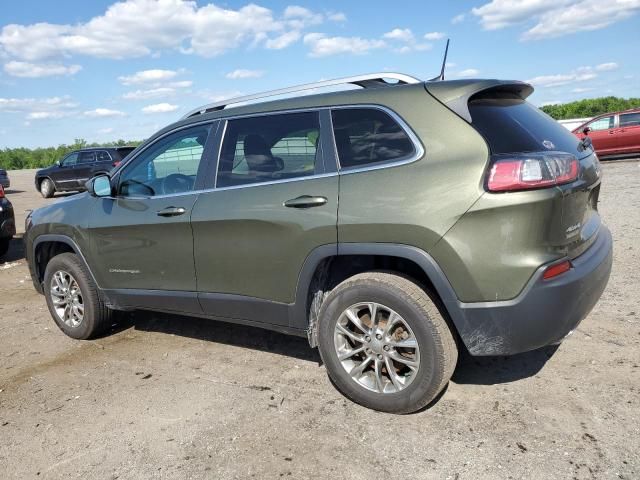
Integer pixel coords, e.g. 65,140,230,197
1,0,639,148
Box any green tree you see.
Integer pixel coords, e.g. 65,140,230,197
541,97,640,120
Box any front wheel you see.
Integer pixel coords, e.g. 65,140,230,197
317,272,458,414
44,252,113,339
40,178,55,198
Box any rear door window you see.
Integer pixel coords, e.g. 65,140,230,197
78,151,96,164
468,97,583,156
217,111,320,188
331,108,415,169
620,112,640,128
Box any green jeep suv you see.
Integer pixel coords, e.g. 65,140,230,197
25,73,612,413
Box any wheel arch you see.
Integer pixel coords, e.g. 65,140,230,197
32,235,99,290
293,243,468,347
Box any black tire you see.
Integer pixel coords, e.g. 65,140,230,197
317,272,458,414
43,252,113,340
40,178,55,198
0,238,10,258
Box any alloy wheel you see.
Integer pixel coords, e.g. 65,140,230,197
333,302,420,393
49,270,84,328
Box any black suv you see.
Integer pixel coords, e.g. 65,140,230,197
35,147,136,198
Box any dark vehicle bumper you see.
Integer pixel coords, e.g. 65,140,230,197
455,225,613,356
0,177,9,189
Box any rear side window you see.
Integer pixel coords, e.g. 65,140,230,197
620,112,640,127
469,98,582,156
96,150,111,162
331,108,415,169
217,111,320,188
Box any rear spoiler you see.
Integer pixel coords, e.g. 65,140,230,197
425,79,534,123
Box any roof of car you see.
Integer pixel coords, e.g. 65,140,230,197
74,146,136,151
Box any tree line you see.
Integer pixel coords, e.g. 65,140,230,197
541,96,640,120
0,138,143,171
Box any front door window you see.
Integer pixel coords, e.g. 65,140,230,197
119,125,211,197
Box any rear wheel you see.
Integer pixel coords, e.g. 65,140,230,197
317,272,457,414
40,178,55,198
44,252,113,339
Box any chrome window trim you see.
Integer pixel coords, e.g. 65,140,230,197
211,104,424,190
113,104,423,199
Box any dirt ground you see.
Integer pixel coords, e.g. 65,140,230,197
0,163,639,480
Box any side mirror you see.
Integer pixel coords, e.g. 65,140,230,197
86,174,112,197
582,126,591,135
55,160,62,167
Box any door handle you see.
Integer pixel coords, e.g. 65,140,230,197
157,206,186,217
284,195,328,209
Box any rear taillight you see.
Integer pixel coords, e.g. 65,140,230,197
487,152,579,192
112,161,121,167
0,185,4,198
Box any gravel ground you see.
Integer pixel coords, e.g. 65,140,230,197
0,162,639,480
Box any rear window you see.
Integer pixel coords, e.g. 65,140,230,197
469,98,582,156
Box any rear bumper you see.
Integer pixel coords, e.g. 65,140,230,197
454,225,613,356
0,178,9,188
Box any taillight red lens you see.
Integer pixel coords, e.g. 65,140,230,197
487,152,579,192
0,185,4,198
543,260,572,280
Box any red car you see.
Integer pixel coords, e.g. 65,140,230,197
573,108,640,158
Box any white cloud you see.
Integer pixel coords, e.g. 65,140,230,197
265,31,301,49
383,28,414,43
118,69,183,85
526,63,615,87
452,14,465,24
0,0,327,61
3,61,81,78
225,69,264,79
98,127,114,134
381,28,431,53
527,72,596,87
572,87,594,93
471,0,640,40
0,96,78,121
283,6,323,28
122,87,176,100
84,108,126,118
303,33,385,57
142,103,178,114
456,68,480,77
327,12,347,22
26,111,73,120
595,62,618,71
424,32,446,40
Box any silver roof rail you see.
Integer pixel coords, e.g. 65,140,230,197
182,72,422,119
